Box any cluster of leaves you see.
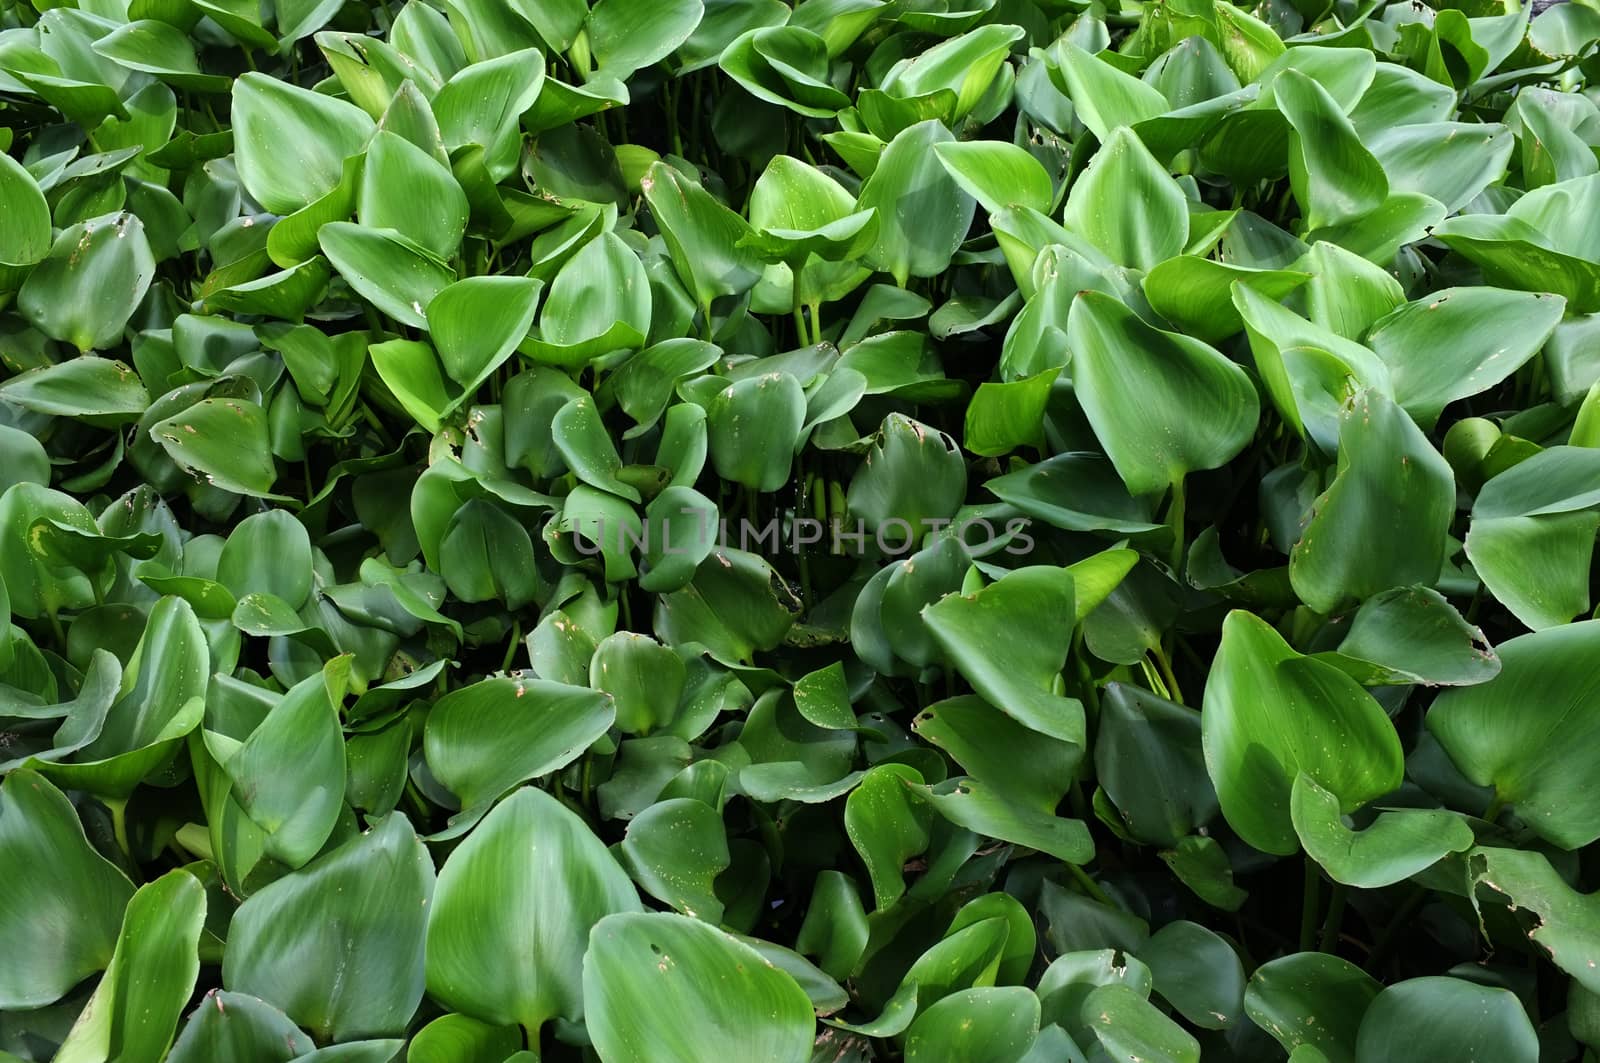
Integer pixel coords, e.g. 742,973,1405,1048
6,0,1600,1058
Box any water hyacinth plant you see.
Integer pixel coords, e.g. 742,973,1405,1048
2,0,1600,1059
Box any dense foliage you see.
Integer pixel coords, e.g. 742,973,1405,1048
3,0,1600,1059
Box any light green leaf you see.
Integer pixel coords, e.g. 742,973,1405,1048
1063,128,1189,270
224,814,432,1041
0,769,133,1009
1066,289,1258,495
1429,620,1600,848
1290,774,1474,888
425,676,615,811
1202,610,1403,855
857,120,976,287
923,566,1084,746
427,787,642,1031
231,71,374,214
584,912,815,1063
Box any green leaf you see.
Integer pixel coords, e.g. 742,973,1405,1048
44,595,209,799
846,413,966,545
0,484,111,620
1290,774,1474,888
913,694,1079,815
427,275,543,387
369,338,450,432
553,394,641,501
18,213,155,353
1138,920,1244,1030
619,797,730,921
1083,984,1200,1063
54,869,205,1063
433,50,545,181
641,161,764,312
1048,41,1168,141
590,632,685,735
1428,621,1600,848
1201,610,1403,855
1299,240,1404,341
1233,282,1391,452
0,149,52,278
1095,683,1217,847
1466,447,1600,629
407,1014,521,1063
319,222,456,330
639,485,719,592
1063,128,1188,270
707,373,806,492
1288,389,1455,614
923,566,1084,746
584,912,815,1063
1160,835,1247,911
527,232,651,366
857,120,976,287
231,72,374,214
1369,122,1514,214
167,991,314,1063
845,763,933,909
1066,289,1259,495
1318,586,1500,686
218,510,313,608
0,356,149,422
720,27,851,118
1245,953,1379,1063
587,0,705,77
358,130,469,260
426,786,642,1031
151,396,285,499
1276,68,1387,229
425,676,616,811
923,779,1094,865
881,24,1025,124
962,368,1060,457
1366,287,1565,428
213,662,346,867
1354,977,1537,1063
985,453,1162,534
224,813,432,1040
903,987,1040,1063
1469,846,1600,995
0,769,133,1009
1142,256,1310,342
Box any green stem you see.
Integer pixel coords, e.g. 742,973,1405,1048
665,79,682,157
1167,476,1187,577
1299,861,1321,953
1163,478,1187,663
808,301,823,346
500,621,522,673
1139,657,1169,700
690,71,705,163
1319,881,1348,953
1151,644,1184,704
1065,861,1113,906
46,608,66,650
1483,793,1505,823
107,797,132,862
794,305,807,347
